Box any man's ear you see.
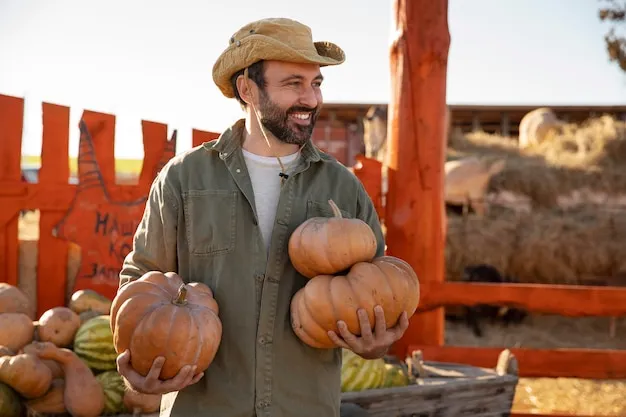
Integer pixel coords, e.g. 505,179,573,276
236,74,255,106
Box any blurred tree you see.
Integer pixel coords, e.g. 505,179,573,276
599,0,626,72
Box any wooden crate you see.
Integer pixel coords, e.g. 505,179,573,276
340,349,518,417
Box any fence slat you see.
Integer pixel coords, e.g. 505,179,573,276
81,110,116,189
409,345,626,379
0,94,24,287
36,102,71,314
192,128,220,148
139,121,168,188
417,282,626,317
352,155,384,222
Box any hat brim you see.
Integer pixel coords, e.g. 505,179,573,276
212,34,345,98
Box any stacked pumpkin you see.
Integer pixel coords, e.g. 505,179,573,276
0,283,166,417
288,199,421,349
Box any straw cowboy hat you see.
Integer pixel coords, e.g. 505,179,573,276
212,17,346,98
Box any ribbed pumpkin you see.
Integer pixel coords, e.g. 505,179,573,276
69,289,112,315
0,283,34,319
110,271,223,380
0,313,34,352
290,256,420,348
96,371,126,414
340,349,386,392
73,315,118,371
24,378,66,415
0,353,52,398
288,199,378,278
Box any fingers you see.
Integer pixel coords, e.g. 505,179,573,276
327,330,350,349
357,309,373,343
373,305,387,335
336,320,360,348
116,350,145,392
145,356,166,382
391,311,410,340
116,351,203,395
161,365,196,392
189,371,205,385
116,349,130,370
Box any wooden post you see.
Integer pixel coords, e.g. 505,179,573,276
386,0,450,357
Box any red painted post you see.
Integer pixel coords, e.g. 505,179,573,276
386,0,451,356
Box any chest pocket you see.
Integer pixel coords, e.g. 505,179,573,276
305,200,353,220
182,190,237,256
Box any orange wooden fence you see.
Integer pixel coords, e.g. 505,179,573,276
0,94,219,315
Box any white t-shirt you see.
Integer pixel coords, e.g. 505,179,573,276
242,149,300,256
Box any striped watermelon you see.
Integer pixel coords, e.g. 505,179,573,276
73,315,118,371
340,349,386,392
0,382,22,417
96,370,127,414
381,363,410,388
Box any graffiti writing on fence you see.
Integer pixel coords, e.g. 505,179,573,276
54,116,176,300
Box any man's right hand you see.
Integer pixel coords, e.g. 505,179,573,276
116,349,204,395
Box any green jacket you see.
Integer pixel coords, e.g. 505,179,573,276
119,119,385,417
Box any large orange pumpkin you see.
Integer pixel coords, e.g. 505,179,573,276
110,271,222,380
290,256,420,349
288,199,378,278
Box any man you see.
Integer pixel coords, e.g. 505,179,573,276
115,17,410,417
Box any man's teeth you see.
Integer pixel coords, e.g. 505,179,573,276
291,113,310,120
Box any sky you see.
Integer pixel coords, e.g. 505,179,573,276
1,0,625,159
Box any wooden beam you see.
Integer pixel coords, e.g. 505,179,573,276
0,94,24,287
410,345,626,379
386,0,450,355
37,102,71,314
417,282,626,317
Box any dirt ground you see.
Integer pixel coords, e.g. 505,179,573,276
445,315,626,415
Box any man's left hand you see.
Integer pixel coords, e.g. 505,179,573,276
327,305,410,359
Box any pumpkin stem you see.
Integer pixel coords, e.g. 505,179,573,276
174,285,188,305
328,199,342,218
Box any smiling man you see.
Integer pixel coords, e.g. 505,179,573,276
115,17,409,417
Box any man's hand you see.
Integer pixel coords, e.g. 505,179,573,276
327,305,410,359
116,350,204,395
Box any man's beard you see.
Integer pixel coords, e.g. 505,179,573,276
257,90,320,146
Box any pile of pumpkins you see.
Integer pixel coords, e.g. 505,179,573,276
0,282,161,417
288,199,421,349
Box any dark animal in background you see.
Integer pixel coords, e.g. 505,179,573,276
445,264,528,337
445,202,474,217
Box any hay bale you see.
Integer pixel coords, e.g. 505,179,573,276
447,116,626,211
445,207,626,285
445,210,519,281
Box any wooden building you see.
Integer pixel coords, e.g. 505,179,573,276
311,103,626,166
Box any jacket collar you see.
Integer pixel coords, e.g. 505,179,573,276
205,118,322,163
